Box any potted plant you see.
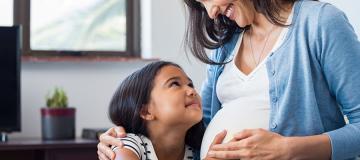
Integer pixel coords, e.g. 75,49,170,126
41,87,75,140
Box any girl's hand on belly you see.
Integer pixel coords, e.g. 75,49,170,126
207,128,289,160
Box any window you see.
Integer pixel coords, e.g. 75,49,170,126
0,0,13,26
14,0,140,58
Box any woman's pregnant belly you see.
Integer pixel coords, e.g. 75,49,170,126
200,105,269,159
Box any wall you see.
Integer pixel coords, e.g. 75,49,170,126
11,0,206,138
16,62,146,138
11,0,359,138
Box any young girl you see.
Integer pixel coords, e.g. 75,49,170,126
108,61,205,160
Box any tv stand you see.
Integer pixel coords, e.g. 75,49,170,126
1,132,8,142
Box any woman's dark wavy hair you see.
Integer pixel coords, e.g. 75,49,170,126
183,0,318,65
109,61,206,150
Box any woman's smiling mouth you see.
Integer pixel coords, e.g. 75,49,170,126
224,4,235,20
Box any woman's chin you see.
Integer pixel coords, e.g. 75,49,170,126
236,21,249,28
234,18,250,28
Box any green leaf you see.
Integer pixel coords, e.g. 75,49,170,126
46,87,69,108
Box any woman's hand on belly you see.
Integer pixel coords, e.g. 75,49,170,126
207,128,289,160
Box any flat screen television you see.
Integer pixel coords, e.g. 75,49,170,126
0,26,21,138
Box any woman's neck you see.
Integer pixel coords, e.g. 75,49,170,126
251,13,274,37
251,3,293,38
147,124,188,160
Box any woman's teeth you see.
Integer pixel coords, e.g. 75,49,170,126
225,5,234,19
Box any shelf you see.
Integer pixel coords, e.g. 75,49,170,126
21,55,158,63
0,138,98,160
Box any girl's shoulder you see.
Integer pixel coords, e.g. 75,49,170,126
114,133,197,160
112,133,149,160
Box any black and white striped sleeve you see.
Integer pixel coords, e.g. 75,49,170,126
111,133,143,159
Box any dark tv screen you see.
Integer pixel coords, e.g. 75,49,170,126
0,26,21,132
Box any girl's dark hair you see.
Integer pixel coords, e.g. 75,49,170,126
109,61,205,150
183,0,318,65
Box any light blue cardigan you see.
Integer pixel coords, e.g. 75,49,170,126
200,0,360,159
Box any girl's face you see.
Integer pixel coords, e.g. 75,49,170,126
196,0,255,27
144,65,202,128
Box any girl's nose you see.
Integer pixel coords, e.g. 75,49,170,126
186,87,197,97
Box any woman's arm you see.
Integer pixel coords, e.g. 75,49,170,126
317,3,360,159
201,63,215,125
285,134,331,160
201,47,227,125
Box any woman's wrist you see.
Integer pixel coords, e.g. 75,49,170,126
281,136,293,160
284,134,331,160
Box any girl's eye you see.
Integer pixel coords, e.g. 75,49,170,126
188,82,194,88
170,81,181,87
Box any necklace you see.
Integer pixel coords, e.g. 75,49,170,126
248,25,275,67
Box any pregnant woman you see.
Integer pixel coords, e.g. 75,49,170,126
98,0,360,159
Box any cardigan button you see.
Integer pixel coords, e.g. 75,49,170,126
272,97,278,103
271,122,278,129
